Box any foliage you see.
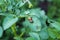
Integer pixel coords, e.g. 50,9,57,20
0,0,60,40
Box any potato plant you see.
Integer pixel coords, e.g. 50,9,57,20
0,0,60,40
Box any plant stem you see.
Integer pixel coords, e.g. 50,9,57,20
11,24,17,37
20,32,25,37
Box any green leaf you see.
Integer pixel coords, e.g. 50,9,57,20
29,8,41,18
0,26,3,38
50,21,60,31
30,16,41,31
14,36,23,40
39,27,49,40
48,28,57,39
26,37,35,40
29,32,40,40
16,1,26,8
39,31,49,39
23,16,41,32
3,15,18,30
15,9,20,15
29,8,47,27
0,0,4,5
47,6,57,18
0,13,15,16
7,5,13,11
